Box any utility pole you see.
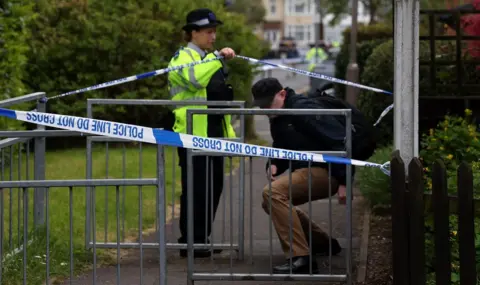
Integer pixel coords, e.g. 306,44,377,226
393,0,420,168
345,0,359,105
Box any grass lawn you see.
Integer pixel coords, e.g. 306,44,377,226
1,142,240,285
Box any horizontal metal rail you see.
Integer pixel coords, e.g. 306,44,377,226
0,179,157,188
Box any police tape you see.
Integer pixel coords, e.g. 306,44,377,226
40,53,394,126
237,56,394,126
373,103,394,126
0,108,391,176
44,56,225,102
237,56,393,95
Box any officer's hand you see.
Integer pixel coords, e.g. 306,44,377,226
266,165,278,181
219,47,236,60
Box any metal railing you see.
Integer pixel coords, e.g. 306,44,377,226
0,94,355,285
84,99,247,259
185,108,353,284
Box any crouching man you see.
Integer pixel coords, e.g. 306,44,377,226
251,78,367,274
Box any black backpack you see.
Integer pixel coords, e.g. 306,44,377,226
310,90,378,161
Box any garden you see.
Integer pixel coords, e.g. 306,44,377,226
336,7,480,284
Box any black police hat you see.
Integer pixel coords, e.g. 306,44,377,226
182,8,223,31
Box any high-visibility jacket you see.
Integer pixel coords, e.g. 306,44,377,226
305,47,328,71
167,46,236,139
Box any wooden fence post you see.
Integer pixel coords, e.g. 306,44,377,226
457,162,477,284
432,159,451,285
407,158,425,285
391,150,409,285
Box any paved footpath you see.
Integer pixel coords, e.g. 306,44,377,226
61,69,367,285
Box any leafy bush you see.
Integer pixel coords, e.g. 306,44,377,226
356,144,392,208
23,0,265,133
334,23,392,100
341,23,392,45
420,109,480,195
358,39,432,146
419,110,480,285
334,39,387,100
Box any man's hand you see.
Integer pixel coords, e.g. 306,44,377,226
266,165,278,181
219,47,236,60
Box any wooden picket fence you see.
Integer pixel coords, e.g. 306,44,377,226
390,150,478,285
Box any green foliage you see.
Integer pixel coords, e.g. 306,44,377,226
357,39,432,146
356,144,392,208
341,23,392,45
420,110,480,196
334,39,387,100
23,0,264,132
0,0,36,130
419,111,480,284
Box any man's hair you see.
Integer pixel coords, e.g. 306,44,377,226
251,77,283,100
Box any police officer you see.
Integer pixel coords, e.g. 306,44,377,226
305,42,328,72
167,8,237,258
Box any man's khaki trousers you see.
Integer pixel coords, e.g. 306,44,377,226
261,167,339,257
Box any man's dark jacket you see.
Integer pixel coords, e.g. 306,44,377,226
266,87,354,185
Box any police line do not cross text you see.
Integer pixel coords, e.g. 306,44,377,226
26,112,145,140
192,137,314,161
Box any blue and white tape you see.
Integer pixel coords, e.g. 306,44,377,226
237,55,393,96
44,56,225,102
41,53,394,126
0,108,391,175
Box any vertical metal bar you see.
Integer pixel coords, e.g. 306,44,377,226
23,187,28,285
328,164,333,273
34,99,46,228
122,144,126,242
248,157,253,265
0,148,3,277
345,111,353,285
267,159,273,273
308,162,313,274
26,141,30,180
205,158,209,245
186,113,194,285
116,185,121,285
229,157,234,272
210,159,214,262
85,136,93,249
157,145,167,285
69,186,74,285
0,180,3,285
85,101,93,249
18,145,21,247
105,143,109,243
222,160,226,244
171,148,176,238
238,113,246,261
138,142,144,285
9,146,12,248
92,186,97,285
288,160,293,274
46,187,50,284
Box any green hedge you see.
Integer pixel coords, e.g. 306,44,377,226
22,0,266,134
334,23,392,99
357,38,480,146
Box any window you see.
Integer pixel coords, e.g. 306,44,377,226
287,0,314,15
294,25,305,41
269,0,276,14
294,2,305,13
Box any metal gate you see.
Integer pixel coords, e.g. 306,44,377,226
84,99,247,258
184,107,354,284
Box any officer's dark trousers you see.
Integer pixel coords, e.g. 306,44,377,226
177,147,224,243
